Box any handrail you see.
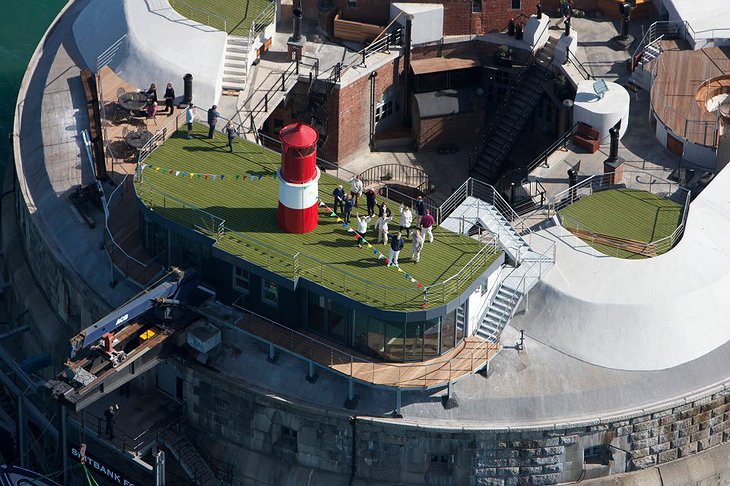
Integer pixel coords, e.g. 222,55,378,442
169,0,228,32
136,167,500,309
358,164,430,192
227,305,497,388
566,48,591,80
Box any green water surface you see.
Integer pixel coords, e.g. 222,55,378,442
0,0,66,170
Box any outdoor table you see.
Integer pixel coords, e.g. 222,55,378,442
124,129,153,149
118,91,149,112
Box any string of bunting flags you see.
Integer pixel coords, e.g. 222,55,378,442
316,197,429,309
138,163,276,182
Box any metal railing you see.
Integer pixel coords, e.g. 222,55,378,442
135,158,498,309
566,48,591,80
358,164,430,192
169,0,227,32
548,171,691,257
227,305,497,388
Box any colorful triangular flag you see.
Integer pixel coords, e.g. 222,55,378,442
175,171,180,176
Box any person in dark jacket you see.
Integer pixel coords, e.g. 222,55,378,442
365,188,377,217
224,120,237,152
164,83,175,115
207,105,220,138
414,196,426,225
343,195,354,224
144,83,157,103
388,232,404,267
378,201,391,218
333,185,345,213
104,404,119,439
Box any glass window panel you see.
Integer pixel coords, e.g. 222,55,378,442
405,322,423,362
384,321,405,361
423,318,440,359
368,317,385,358
308,292,325,334
441,310,456,352
327,299,348,343
352,310,369,355
262,279,279,307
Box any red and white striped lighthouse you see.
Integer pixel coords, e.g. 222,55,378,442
277,123,320,234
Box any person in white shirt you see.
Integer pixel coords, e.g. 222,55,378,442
411,229,425,263
349,175,364,208
378,213,393,244
185,103,196,139
399,203,413,238
355,215,371,248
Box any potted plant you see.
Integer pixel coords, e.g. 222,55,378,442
495,45,513,67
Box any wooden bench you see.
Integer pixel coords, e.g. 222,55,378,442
333,14,384,43
572,122,600,153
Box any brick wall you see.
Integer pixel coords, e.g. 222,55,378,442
301,0,541,36
329,57,405,162
417,112,485,150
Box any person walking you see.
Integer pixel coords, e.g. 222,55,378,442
333,185,345,213
207,105,220,138
365,188,377,217
399,203,413,238
104,404,119,440
355,215,372,248
388,232,404,267
349,175,364,208
420,209,435,243
558,0,572,28
185,103,195,139
411,229,425,263
343,195,354,224
224,120,237,152
164,83,175,115
378,212,393,244
414,195,426,225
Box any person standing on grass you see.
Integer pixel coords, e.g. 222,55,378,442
207,105,220,139
350,175,364,208
164,83,175,115
365,188,377,217
333,185,345,214
411,229,425,263
224,120,238,153
388,231,404,267
356,214,372,248
378,212,393,244
343,195,354,224
414,195,426,225
420,209,435,243
185,103,195,139
399,203,413,238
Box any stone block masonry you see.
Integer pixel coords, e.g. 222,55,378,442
181,359,730,485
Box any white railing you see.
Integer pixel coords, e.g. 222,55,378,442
169,0,227,32
548,171,691,257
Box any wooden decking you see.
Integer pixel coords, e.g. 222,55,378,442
651,47,730,147
236,312,499,389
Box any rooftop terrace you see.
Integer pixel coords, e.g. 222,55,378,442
170,0,275,36
134,123,499,310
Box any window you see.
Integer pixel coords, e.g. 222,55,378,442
375,88,399,123
584,445,610,465
511,0,521,9
279,426,298,451
262,279,279,306
429,454,453,473
481,279,489,296
472,0,481,12
347,0,356,7
233,266,250,293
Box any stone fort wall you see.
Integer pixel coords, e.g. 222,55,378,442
181,359,730,485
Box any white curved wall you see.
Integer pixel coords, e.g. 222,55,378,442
73,0,225,109
518,165,730,371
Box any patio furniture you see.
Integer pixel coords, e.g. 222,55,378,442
124,129,154,150
118,91,148,112
572,123,600,153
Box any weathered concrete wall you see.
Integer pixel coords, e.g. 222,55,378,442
182,358,730,485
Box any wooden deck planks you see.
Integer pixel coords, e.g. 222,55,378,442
652,47,730,147
237,312,498,388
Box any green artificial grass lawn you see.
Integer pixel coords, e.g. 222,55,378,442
171,0,274,36
135,124,500,310
559,188,683,259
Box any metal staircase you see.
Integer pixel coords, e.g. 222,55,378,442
222,36,250,92
160,428,218,485
469,37,556,184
